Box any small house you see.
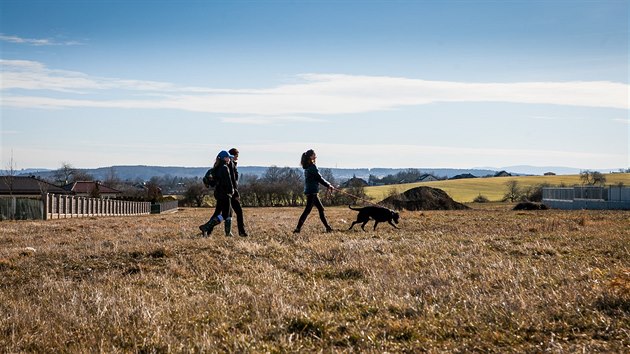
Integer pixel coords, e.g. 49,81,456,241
450,173,477,180
63,181,122,199
341,177,368,188
0,176,68,197
417,174,439,182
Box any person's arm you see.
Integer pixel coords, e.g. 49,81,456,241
313,166,334,190
233,162,239,182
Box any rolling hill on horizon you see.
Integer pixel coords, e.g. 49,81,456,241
8,164,622,182
13,165,498,181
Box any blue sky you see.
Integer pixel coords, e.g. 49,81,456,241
1,0,628,172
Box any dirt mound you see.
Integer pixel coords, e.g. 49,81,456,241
513,202,549,210
381,186,470,211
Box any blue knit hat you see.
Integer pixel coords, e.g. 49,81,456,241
217,150,234,159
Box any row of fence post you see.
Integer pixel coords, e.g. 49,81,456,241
43,193,152,220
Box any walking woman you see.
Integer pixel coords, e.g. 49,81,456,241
199,150,235,237
293,149,335,233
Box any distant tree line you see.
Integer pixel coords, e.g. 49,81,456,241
233,166,369,207
40,163,626,208
36,163,173,203
178,166,369,207
36,163,372,207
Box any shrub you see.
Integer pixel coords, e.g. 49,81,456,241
473,194,489,203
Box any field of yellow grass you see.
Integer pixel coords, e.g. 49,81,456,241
1,206,628,352
366,173,630,203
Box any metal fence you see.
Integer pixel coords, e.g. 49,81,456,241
150,200,179,214
0,197,45,220
543,186,630,210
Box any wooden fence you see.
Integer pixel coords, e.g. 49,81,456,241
43,193,151,220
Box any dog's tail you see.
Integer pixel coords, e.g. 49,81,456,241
348,204,362,211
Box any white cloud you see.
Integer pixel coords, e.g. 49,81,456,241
1,60,628,116
0,34,83,46
528,115,585,121
220,115,325,125
0,130,19,135
0,60,177,93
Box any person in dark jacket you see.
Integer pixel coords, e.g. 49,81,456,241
228,147,248,236
199,150,235,237
293,149,335,233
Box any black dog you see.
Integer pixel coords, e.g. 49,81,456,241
348,205,400,231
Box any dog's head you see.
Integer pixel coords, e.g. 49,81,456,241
391,210,400,224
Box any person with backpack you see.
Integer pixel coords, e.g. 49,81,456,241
293,149,335,233
227,148,248,236
199,150,235,237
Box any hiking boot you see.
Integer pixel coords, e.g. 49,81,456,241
200,216,222,237
224,218,234,237
199,225,209,237
238,230,248,237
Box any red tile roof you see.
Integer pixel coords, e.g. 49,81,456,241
0,176,69,195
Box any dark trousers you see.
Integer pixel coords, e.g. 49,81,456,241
296,193,331,230
210,195,232,221
231,195,246,233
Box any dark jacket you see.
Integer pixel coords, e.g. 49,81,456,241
227,160,240,198
213,163,234,199
228,160,238,189
304,164,331,195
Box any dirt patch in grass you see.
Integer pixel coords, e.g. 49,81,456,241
382,186,470,210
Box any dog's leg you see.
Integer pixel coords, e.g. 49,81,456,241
348,221,358,230
388,220,400,229
361,221,368,231
373,221,380,230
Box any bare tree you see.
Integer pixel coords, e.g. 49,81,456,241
522,183,550,202
503,180,523,202
2,152,18,219
580,170,593,185
73,169,95,182
52,162,94,186
104,167,122,189
183,182,207,207
146,177,163,202
580,170,607,186
53,162,76,186
592,172,606,186
2,151,17,196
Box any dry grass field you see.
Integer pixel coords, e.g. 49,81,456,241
1,206,629,352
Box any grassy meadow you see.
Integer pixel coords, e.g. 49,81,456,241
365,173,630,203
1,206,629,352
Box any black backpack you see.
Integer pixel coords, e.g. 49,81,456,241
202,168,216,188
